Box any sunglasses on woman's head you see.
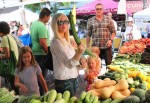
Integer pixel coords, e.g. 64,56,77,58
57,20,70,26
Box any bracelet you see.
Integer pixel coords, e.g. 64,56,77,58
109,39,113,42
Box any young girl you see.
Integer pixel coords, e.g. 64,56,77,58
14,46,48,96
91,46,107,76
84,54,100,91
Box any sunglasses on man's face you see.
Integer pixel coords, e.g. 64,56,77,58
57,20,70,26
96,8,103,11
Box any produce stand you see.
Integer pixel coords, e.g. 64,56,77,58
1,38,150,103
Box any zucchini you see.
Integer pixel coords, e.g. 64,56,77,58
56,93,62,100
111,98,123,103
69,96,78,103
92,96,99,103
47,89,57,103
103,98,112,103
79,91,86,100
69,11,95,57
63,91,70,103
54,98,65,103
89,94,95,103
84,92,91,103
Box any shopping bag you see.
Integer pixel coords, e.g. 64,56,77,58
41,47,53,71
0,37,17,77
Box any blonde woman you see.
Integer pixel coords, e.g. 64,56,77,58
50,13,85,96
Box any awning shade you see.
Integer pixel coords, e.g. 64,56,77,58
76,0,118,15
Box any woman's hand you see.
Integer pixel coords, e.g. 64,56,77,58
19,84,28,93
77,43,86,54
73,43,86,61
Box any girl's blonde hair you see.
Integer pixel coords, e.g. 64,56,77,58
17,46,38,72
87,53,100,71
51,13,70,45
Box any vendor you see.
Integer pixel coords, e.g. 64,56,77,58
123,17,142,42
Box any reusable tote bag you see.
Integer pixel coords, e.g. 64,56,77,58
0,36,17,77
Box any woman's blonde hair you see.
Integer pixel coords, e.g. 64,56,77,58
51,13,70,44
17,46,38,72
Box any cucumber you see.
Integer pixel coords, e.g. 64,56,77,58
89,94,95,103
63,91,70,103
92,96,99,103
47,89,57,103
54,98,65,103
103,98,112,103
39,96,44,102
56,93,62,100
79,91,86,100
77,99,83,103
84,92,91,103
110,98,123,103
69,96,78,103
69,11,95,57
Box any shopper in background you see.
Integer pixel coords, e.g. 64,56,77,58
17,25,29,36
146,21,150,38
30,8,51,77
14,46,48,96
123,17,141,41
30,8,51,95
86,3,116,66
0,21,19,94
107,12,118,32
50,13,86,97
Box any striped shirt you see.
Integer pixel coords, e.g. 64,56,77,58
87,15,116,49
50,38,79,80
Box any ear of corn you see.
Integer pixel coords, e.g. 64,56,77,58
69,11,95,57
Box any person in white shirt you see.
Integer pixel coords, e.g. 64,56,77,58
123,17,141,41
107,12,117,32
50,13,86,97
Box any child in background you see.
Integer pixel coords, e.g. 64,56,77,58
14,46,48,96
84,54,100,91
91,46,107,76
91,46,101,67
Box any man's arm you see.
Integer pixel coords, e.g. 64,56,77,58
39,38,48,54
110,33,116,41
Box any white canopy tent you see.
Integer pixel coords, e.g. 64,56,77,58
0,0,90,9
0,8,39,24
133,8,150,34
133,7,150,21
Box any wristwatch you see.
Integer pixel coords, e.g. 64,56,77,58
109,39,113,42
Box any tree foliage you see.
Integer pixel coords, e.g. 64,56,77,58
24,2,71,14
25,3,46,13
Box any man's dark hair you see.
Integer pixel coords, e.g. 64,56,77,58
39,8,52,18
0,21,10,34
